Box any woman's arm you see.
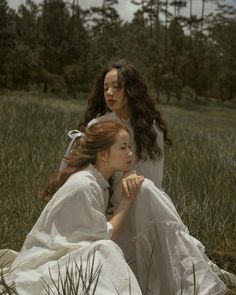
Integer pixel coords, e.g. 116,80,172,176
109,197,133,241
109,173,144,241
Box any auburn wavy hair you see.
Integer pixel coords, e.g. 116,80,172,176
78,60,171,160
40,120,128,202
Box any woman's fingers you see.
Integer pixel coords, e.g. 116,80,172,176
134,176,144,195
127,178,137,198
121,174,144,199
122,178,130,197
122,178,135,197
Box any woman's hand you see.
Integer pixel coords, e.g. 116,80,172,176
110,171,144,241
121,171,144,199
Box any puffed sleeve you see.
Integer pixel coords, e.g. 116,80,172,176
21,179,113,255
50,184,113,243
8,175,113,280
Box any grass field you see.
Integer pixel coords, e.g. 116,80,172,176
0,91,235,293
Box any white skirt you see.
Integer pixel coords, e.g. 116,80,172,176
113,179,229,295
0,240,142,295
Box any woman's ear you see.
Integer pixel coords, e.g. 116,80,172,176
97,150,109,162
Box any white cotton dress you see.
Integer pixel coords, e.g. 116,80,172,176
0,165,142,295
86,112,228,294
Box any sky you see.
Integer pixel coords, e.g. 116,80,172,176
7,0,236,21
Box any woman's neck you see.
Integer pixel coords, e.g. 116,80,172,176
94,163,113,180
115,109,130,121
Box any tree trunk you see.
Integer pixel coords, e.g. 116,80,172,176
43,0,48,93
200,0,205,52
155,0,161,101
189,0,192,56
165,0,168,58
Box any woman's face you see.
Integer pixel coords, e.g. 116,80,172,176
107,129,133,173
104,69,129,119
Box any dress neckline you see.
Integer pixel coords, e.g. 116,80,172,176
120,117,130,123
112,112,130,123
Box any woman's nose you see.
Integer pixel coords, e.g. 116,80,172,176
107,87,113,95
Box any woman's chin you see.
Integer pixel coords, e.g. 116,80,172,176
124,164,132,171
114,164,132,173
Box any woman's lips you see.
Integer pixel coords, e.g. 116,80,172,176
107,99,116,105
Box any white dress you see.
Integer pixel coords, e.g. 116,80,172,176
87,113,228,294
59,112,232,294
0,165,142,295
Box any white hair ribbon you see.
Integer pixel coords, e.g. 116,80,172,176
67,130,85,140
59,130,85,171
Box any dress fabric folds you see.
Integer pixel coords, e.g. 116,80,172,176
87,112,229,294
0,165,142,295
114,179,227,295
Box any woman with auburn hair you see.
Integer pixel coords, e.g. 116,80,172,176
0,121,144,295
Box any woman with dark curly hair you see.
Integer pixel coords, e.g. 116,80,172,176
61,60,171,190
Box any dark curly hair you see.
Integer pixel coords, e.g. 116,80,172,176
78,60,171,160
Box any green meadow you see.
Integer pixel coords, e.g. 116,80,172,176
0,92,235,293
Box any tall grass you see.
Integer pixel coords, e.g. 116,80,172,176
42,253,102,295
0,93,82,250
0,92,235,293
163,104,236,273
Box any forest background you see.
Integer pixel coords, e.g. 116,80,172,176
0,0,236,293
0,0,236,102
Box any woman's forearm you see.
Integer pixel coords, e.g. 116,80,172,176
110,173,144,241
109,197,133,241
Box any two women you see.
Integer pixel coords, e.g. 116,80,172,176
59,60,233,294
1,61,233,294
